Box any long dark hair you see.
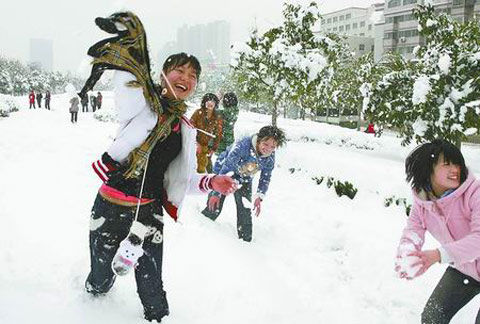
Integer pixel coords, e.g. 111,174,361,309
201,93,219,109
405,139,467,192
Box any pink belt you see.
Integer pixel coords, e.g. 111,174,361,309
99,184,155,207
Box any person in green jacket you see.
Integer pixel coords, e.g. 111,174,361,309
217,92,239,154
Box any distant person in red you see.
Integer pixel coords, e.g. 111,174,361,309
96,92,103,109
29,90,36,109
365,122,375,134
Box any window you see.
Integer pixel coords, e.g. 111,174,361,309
403,0,417,5
368,24,372,30
333,17,338,22
327,18,332,23
339,25,344,31
333,27,337,31
345,24,351,31
340,15,344,21
321,19,325,25
353,22,358,29
360,21,366,27
359,44,365,51
346,14,351,20
360,33,365,36
388,0,401,7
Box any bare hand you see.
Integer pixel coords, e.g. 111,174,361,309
211,175,237,195
253,197,262,217
208,195,221,211
408,249,440,278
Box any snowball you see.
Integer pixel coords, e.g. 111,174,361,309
396,256,422,278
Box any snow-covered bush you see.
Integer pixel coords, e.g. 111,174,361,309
363,4,480,146
0,94,20,117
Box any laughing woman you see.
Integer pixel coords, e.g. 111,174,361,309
78,12,236,323
395,139,480,324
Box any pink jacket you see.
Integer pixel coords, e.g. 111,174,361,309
398,172,480,281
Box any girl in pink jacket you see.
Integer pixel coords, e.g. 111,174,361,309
396,139,480,323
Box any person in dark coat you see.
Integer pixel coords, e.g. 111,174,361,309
90,94,97,112
45,90,51,110
96,92,103,109
81,94,89,112
36,92,43,108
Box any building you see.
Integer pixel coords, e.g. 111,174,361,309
29,38,53,71
318,4,383,57
379,0,477,60
165,20,231,68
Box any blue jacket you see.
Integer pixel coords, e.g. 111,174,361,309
213,135,275,197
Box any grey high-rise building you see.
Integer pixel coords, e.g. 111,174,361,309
29,38,53,71
174,20,231,67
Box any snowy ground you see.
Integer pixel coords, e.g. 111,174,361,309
1,93,480,324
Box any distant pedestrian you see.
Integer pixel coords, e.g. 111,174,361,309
29,90,36,109
81,94,89,112
36,92,43,108
45,90,51,110
70,96,79,123
96,92,103,109
90,94,97,112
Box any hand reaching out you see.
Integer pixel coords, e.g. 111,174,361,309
253,197,262,217
208,195,221,211
211,175,237,195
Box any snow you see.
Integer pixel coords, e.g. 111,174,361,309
437,53,451,75
412,75,431,105
2,93,480,324
412,117,428,137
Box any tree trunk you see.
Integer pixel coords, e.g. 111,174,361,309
272,101,278,126
356,105,362,131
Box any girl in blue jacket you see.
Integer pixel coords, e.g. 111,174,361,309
202,125,286,241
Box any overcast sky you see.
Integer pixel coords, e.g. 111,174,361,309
0,0,381,74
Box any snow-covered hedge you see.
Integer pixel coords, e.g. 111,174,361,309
0,94,20,117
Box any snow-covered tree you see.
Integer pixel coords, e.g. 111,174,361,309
363,4,480,146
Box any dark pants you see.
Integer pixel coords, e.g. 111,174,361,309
29,102,35,109
422,266,480,324
86,195,169,319
202,181,253,241
45,100,50,110
82,104,88,112
70,112,78,123
37,99,42,108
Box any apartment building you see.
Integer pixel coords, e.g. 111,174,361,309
318,4,383,57
379,0,477,60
